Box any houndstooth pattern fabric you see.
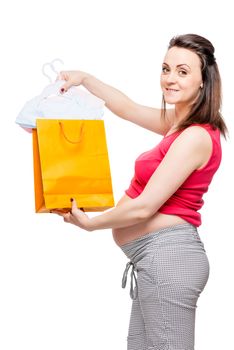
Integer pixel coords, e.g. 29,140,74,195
120,223,210,350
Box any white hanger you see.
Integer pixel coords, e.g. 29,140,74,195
42,58,64,83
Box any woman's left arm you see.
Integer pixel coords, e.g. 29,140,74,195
53,126,211,231
53,196,150,231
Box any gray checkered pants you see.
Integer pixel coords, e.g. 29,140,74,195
120,223,210,350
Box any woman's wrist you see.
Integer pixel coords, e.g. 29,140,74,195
81,72,93,86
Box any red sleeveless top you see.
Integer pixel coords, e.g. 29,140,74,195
125,123,222,226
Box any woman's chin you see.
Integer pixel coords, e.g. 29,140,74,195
164,99,177,105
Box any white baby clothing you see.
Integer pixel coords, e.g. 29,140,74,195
16,80,105,129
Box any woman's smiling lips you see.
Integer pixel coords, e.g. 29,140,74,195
165,88,179,92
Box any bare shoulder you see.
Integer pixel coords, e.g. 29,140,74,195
172,125,213,168
177,125,213,145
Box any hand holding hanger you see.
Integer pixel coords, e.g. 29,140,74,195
57,70,91,94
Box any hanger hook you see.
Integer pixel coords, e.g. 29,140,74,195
42,62,53,83
50,58,64,75
42,58,64,83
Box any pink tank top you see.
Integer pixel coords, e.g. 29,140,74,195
125,123,222,226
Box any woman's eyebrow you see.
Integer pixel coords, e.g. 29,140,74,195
162,62,191,70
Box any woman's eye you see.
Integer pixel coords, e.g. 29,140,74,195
162,67,169,73
179,70,187,76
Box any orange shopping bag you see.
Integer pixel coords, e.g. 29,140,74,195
32,119,115,212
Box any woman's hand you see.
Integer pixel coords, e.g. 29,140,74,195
51,198,94,232
57,70,90,93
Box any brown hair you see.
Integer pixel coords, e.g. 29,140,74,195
161,33,229,140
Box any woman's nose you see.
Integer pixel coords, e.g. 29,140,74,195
166,71,177,83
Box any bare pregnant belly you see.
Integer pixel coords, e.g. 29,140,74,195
112,194,188,246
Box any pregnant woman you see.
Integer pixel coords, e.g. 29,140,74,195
53,33,228,350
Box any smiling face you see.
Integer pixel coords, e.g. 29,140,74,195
160,46,203,107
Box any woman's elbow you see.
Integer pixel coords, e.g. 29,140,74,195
134,196,158,220
138,204,156,220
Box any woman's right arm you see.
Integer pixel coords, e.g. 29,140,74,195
59,70,174,135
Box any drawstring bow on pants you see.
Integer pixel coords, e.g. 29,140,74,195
122,261,138,300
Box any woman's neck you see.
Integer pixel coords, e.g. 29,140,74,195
174,104,190,125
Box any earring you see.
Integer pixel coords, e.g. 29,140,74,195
200,83,203,88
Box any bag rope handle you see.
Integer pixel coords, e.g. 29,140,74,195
59,122,84,144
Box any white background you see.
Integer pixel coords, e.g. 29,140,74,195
0,1,233,349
